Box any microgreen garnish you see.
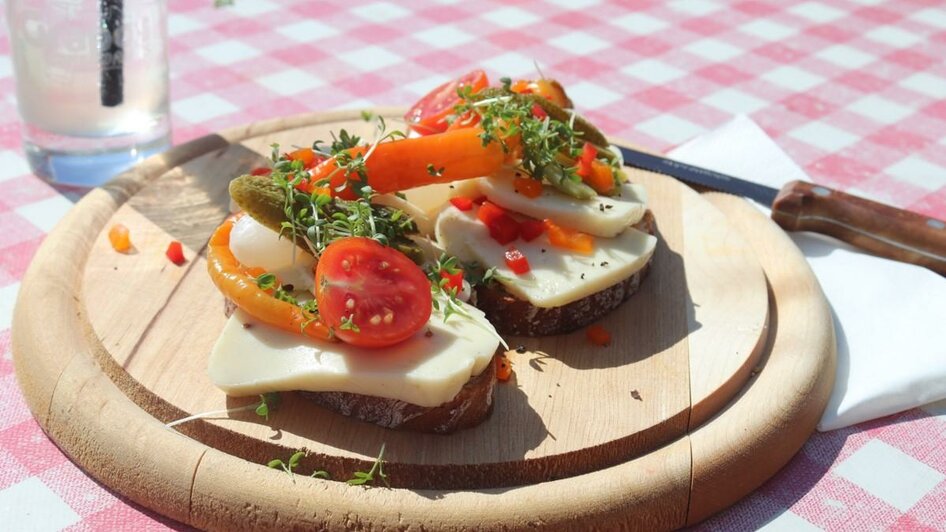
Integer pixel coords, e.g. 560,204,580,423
165,392,281,428
338,314,360,333
347,443,389,487
267,450,329,482
360,110,375,122
254,270,319,333
255,392,280,420
426,254,470,324
269,135,416,260
451,87,603,199
255,272,277,291
315,116,408,199
268,450,305,480
424,255,509,349
426,163,445,177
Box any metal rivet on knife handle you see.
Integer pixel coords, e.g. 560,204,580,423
771,180,946,276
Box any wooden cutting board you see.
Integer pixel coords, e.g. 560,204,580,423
12,110,835,529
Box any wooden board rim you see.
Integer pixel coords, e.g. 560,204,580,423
12,109,835,530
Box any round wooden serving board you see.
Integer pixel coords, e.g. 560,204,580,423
13,110,835,530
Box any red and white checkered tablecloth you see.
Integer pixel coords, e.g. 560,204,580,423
1,0,945,530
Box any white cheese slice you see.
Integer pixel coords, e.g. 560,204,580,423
400,180,481,221
478,173,647,238
208,303,500,408
229,215,316,291
435,206,657,308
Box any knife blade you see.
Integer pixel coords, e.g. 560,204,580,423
616,145,946,276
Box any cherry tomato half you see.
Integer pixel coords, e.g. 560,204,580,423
315,237,432,348
404,70,489,136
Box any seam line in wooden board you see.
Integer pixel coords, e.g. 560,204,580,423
188,448,208,522
685,193,836,525
120,246,207,371
13,187,124,428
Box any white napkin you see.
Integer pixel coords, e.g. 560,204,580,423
667,115,946,431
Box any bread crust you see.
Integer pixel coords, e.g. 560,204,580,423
300,355,497,434
475,211,656,337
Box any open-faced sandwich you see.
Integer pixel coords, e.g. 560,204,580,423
205,70,657,432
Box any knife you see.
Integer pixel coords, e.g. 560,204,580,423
616,146,946,276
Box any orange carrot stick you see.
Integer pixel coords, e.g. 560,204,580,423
207,219,334,340
309,127,504,199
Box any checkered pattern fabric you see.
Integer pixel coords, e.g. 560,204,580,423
1,0,944,529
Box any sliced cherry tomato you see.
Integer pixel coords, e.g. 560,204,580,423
586,325,611,346
531,103,548,120
519,219,546,242
496,355,513,382
440,269,464,294
513,176,543,198
544,219,594,254
477,201,520,245
166,241,186,265
405,70,489,136
449,196,474,211
504,247,531,275
250,167,272,176
315,237,432,348
108,223,132,253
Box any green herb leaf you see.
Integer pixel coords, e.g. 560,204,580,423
256,273,277,291
288,451,305,469
346,443,390,487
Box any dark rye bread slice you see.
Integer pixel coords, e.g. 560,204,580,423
221,302,499,433
475,211,656,337
300,355,497,434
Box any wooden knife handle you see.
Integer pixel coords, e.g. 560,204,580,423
771,180,946,275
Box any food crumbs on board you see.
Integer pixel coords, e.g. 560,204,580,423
243,323,252,329
425,328,433,338
108,223,132,253
496,355,513,381
631,390,642,401
515,344,527,354
586,325,611,347
166,241,186,265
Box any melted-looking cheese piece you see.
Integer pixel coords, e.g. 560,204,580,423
436,206,657,308
208,303,500,408
478,174,647,238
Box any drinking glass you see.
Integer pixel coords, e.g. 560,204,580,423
6,0,171,187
